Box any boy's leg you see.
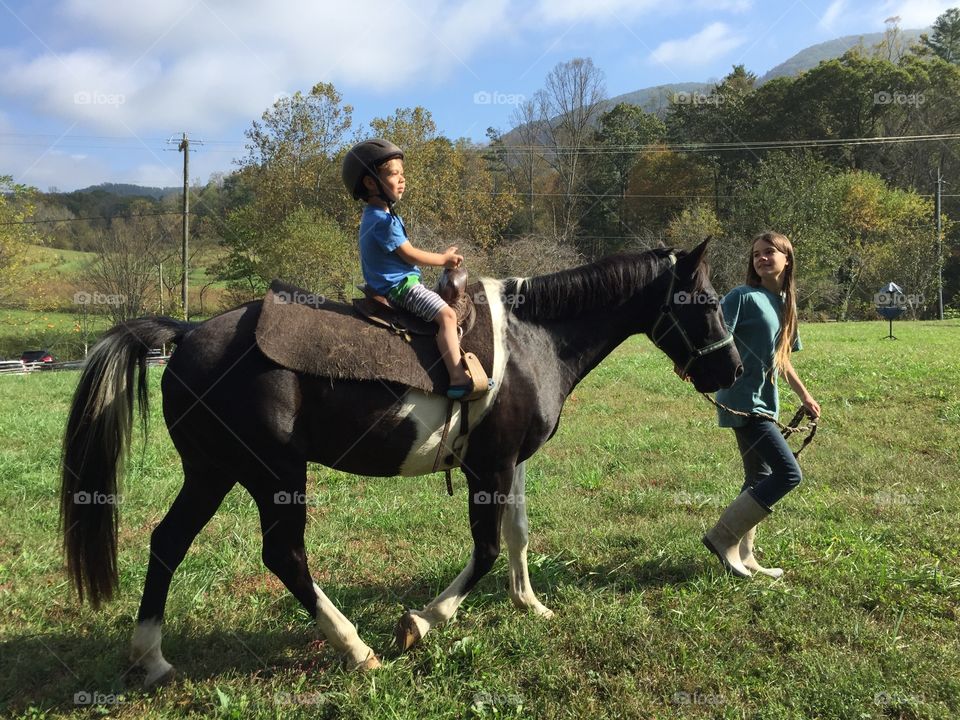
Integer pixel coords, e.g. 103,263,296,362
435,306,470,385
393,283,469,385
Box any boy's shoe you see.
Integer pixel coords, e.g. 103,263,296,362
447,378,495,400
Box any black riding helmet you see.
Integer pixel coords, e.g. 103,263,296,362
342,138,404,204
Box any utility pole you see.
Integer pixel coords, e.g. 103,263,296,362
935,163,944,321
178,133,190,321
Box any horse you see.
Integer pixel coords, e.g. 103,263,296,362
60,238,742,688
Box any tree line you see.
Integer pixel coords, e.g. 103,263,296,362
4,10,960,322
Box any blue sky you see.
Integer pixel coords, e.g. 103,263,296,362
0,0,952,192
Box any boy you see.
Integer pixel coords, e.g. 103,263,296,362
342,138,491,399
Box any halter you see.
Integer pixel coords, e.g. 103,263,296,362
649,253,735,375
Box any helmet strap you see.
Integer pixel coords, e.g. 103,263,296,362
371,174,398,217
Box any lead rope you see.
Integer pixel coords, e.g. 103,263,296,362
701,393,819,459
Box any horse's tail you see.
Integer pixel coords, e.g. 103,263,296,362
60,316,194,608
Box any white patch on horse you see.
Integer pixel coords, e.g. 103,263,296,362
130,619,173,688
395,278,510,477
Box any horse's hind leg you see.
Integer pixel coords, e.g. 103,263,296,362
252,471,379,670
501,462,554,618
131,464,234,688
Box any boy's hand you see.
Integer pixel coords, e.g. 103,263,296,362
441,246,464,269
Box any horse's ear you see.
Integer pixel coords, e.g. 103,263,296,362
677,237,711,274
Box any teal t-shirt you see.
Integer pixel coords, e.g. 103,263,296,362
715,285,801,428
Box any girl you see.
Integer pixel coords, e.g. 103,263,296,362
702,231,821,578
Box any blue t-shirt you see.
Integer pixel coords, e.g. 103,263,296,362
715,284,801,428
358,205,420,295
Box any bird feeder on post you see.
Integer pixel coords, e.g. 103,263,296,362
875,282,906,340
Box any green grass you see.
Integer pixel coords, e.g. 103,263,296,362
1,320,958,719
0,309,112,361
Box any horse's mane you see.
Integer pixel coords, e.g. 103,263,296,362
503,247,708,322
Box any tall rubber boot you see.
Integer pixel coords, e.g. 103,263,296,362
740,526,784,578
702,490,770,578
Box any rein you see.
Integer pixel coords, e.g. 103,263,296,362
701,393,819,459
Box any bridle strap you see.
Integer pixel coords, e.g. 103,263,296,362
650,253,734,374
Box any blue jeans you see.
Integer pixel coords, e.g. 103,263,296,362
732,417,802,509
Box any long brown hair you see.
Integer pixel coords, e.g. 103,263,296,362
745,231,797,378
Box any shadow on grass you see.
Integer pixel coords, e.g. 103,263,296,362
0,544,711,715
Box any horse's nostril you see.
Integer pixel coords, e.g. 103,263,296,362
735,365,744,379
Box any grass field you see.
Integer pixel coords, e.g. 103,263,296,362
1,320,958,719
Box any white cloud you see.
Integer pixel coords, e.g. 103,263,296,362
878,0,952,27
0,0,511,137
819,0,848,30
533,0,750,24
532,0,660,24
649,22,745,67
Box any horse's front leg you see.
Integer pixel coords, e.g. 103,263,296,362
502,462,554,618
394,466,511,651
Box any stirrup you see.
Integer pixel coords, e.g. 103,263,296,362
447,352,493,400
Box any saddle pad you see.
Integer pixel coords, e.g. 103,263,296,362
255,279,495,395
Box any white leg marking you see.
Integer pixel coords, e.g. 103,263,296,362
130,619,174,687
312,583,377,667
406,558,477,639
502,463,553,617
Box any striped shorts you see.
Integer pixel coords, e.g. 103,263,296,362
392,281,449,322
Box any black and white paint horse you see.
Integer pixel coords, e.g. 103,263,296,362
60,239,741,687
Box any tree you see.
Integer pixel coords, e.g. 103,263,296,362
81,206,178,324
579,103,666,253
535,58,607,241
486,98,549,235
239,82,353,225
0,177,37,305
921,8,960,64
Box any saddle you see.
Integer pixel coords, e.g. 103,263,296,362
254,270,494,399
352,267,476,340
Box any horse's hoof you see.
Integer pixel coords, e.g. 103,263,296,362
393,611,422,652
536,606,555,620
351,654,382,671
144,666,175,691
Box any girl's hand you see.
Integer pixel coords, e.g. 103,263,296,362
442,246,463,269
673,364,691,382
801,394,821,419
